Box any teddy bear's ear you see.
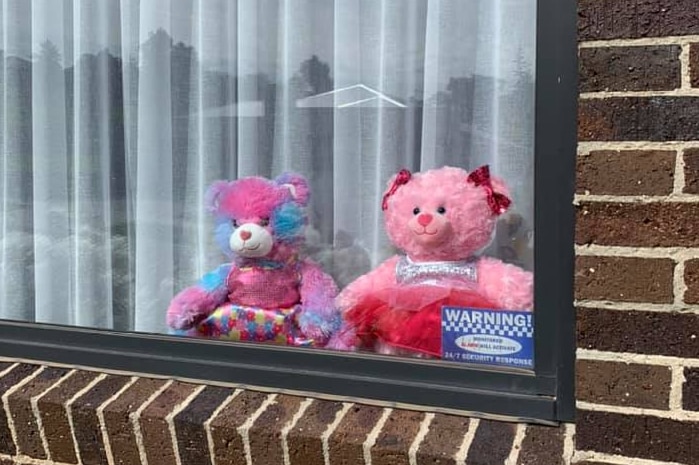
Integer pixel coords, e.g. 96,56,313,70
275,172,310,206
489,175,512,215
382,169,412,211
467,165,512,215
204,180,230,214
489,175,511,199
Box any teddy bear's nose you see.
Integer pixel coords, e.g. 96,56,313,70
239,230,252,241
417,213,433,226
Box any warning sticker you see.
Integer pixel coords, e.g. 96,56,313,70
441,307,534,369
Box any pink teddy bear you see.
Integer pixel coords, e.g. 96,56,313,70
166,173,352,350
337,165,533,357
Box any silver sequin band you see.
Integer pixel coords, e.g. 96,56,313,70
395,256,478,285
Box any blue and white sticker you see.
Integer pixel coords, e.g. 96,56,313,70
441,307,534,369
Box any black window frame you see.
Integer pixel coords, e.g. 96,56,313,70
0,0,577,424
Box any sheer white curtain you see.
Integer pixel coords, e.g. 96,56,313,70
0,0,536,334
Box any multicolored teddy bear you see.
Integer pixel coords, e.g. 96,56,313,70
166,173,352,350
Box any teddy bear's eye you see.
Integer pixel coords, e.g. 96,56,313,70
259,218,269,227
231,219,239,228
412,207,421,215
437,206,446,214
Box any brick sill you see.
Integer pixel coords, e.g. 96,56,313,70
0,361,569,465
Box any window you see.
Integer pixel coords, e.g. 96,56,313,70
0,0,576,422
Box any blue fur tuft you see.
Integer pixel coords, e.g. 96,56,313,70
272,202,306,242
198,264,232,292
213,220,235,257
299,310,342,338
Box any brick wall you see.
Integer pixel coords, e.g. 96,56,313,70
575,1,699,464
0,361,572,465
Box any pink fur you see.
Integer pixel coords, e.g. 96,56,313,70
275,172,311,206
215,177,289,219
337,165,533,356
336,256,399,310
166,285,228,329
477,256,534,310
325,326,358,351
297,259,343,343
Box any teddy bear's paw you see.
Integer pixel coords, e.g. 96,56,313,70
166,310,195,330
325,328,358,352
166,286,219,329
298,310,341,342
166,303,208,330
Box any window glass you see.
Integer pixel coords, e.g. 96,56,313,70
0,0,535,369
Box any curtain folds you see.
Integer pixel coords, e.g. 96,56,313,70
0,0,536,334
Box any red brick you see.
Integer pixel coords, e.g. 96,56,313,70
103,378,168,465
579,97,699,142
466,420,516,465
249,395,304,465
210,390,269,465
577,150,675,196
38,370,101,463
7,367,70,459
685,259,699,304
683,368,699,411
576,360,671,409
579,0,699,40
71,375,130,465
287,400,344,465
415,414,471,465
0,364,41,455
516,425,565,465
577,307,699,358
691,44,699,88
575,256,674,303
140,381,199,465
684,148,699,194
371,410,424,465
174,386,233,465
328,405,383,465
579,46,681,92
576,202,699,247
576,410,699,463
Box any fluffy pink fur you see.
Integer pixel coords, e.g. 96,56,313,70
297,259,340,340
477,256,533,310
337,165,533,355
166,285,229,330
337,256,399,311
216,177,290,219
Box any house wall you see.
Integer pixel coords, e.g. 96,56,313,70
575,0,699,463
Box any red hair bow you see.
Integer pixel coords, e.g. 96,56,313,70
467,165,511,215
382,169,412,211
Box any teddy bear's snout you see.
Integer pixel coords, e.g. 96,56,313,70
229,223,274,257
417,213,433,226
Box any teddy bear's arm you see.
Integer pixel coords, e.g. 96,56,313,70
166,264,232,330
296,259,341,341
476,257,533,311
336,255,399,310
